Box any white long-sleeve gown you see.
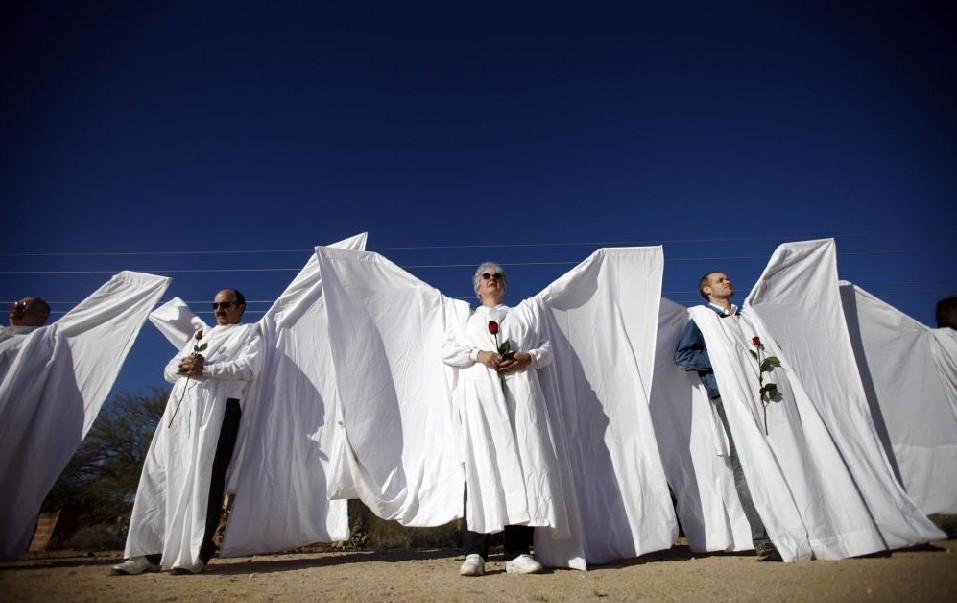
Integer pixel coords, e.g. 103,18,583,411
125,322,264,569
441,303,568,536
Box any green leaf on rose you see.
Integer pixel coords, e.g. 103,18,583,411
760,356,780,372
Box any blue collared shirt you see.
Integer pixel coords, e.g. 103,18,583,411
674,303,737,399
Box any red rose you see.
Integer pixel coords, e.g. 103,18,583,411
488,321,499,335
196,329,203,341
752,336,761,346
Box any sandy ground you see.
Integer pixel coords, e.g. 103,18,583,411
3,539,956,602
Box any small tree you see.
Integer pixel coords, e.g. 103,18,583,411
43,388,168,525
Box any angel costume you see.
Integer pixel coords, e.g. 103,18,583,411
0,271,170,560
649,239,943,561
135,234,366,560
124,321,264,569
316,246,678,569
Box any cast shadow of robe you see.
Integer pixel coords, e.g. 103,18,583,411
839,286,903,486
223,327,344,553
540,288,654,561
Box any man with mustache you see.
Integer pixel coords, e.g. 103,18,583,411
113,289,264,576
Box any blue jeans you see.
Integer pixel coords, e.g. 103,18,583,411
712,396,770,548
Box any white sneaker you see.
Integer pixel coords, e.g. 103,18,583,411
171,560,206,575
505,554,543,574
111,557,159,576
459,554,486,577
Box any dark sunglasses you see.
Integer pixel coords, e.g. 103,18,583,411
10,300,29,311
211,301,237,310
481,272,503,280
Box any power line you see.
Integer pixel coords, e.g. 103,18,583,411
3,247,954,275
33,280,957,307
1,229,954,258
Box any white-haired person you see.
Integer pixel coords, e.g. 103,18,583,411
442,262,563,576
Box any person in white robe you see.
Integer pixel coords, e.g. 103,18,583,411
0,273,171,561
316,245,677,571
656,239,944,562
141,234,367,559
442,263,556,576
673,272,778,561
113,289,264,576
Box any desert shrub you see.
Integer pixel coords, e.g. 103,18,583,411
345,499,460,550
43,388,167,547
58,519,128,551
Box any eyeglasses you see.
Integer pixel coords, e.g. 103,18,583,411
10,301,28,312
211,301,237,310
481,272,503,281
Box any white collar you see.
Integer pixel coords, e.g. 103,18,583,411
708,302,737,317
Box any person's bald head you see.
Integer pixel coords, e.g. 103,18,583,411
9,296,51,327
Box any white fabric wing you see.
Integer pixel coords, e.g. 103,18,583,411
840,281,957,514
746,239,944,549
533,247,678,567
316,246,467,527
0,271,170,560
221,233,367,555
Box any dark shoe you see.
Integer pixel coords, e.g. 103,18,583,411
755,541,782,561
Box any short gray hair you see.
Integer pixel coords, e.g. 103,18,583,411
472,262,506,298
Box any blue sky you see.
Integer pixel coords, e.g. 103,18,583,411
2,2,955,395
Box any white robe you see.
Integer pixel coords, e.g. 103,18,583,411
0,271,170,560
316,246,677,569
143,233,366,557
125,322,264,568
442,303,567,535
648,298,753,554
690,305,886,561
840,282,957,514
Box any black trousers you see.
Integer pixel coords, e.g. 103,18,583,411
463,525,534,561
146,397,242,566
199,398,242,563
462,488,534,561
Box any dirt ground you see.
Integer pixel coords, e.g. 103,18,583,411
2,539,956,602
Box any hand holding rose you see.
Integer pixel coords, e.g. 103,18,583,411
177,355,204,377
497,351,531,374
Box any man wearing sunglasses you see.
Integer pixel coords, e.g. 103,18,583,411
2,298,51,375
2,274,170,561
115,289,264,576
7,297,51,328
